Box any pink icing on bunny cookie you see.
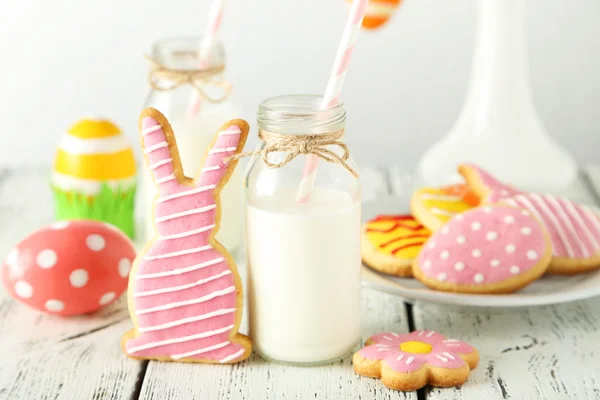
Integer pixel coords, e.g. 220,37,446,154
123,110,251,363
358,330,475,373
459,164,521,203
418,206,548,284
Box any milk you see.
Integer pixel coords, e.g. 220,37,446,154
141,112,244,252
246,188,361,364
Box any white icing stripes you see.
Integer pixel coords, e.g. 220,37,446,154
136,257,224,279
220,348,246,363
136,286,235,315
158,224,216,240
545,196,588,256
171,341,230,360
144,244,212,261
150,158,173,170
142,125,162,136
133,270,232,297
156,185,216,203
513,195,574,257
406,356,415,365
155,204,216,223
435,354,449,362
219,127,241,136
139,308,236,333
156,174,175,184
209,147,237,154
565,201,600,249
145,141,168,154
201,165,221,173
127,324,234,354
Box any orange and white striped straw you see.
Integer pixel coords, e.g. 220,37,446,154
186,0,226,118
295,0,369,203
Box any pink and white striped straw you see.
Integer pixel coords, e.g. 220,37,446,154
295,0,369,203
186,0,226,118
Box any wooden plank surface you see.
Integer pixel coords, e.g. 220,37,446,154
139,289,416,400
0,169,142,400
413,299,600,400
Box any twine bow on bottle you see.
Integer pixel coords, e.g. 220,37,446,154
145,55,232,103
226,129,359,178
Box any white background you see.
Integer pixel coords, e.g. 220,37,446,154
0,0,598,169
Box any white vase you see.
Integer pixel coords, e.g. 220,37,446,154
416,0,577,193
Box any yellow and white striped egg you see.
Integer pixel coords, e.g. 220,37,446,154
52,119,136,195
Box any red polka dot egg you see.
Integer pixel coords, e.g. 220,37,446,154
2,220,136,316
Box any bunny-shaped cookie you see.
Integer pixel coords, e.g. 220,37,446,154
122,108,252,364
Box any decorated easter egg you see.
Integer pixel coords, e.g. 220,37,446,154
346,0,403,30
52,118,136,194
51,118,137,238
1,220,136,316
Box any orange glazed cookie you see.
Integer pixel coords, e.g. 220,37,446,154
362,215,430,277
353,330,479,391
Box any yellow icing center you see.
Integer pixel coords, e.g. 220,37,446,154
400,341,433,354
365,216,430,259
68,119,121,139
416,188,474,224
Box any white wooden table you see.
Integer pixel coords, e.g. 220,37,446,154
1,165,600,400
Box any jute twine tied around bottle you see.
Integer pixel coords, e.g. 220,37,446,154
145,55,232,103
225,129,359,178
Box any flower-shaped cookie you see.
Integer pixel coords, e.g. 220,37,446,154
353,330,479,391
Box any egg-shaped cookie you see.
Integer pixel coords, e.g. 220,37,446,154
412,205,552,294
362,215,430,277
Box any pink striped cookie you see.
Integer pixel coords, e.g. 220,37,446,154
412,204,552,294
503,194,600,274
353,330,479,391
121,108,252,364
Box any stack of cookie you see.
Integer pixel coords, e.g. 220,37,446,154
362,164,600,294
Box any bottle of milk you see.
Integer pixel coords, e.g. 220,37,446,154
245,95,362,365
140,36,244,253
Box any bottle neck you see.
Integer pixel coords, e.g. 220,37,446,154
463,0,533,113
151,36,226,72
257,95,346,135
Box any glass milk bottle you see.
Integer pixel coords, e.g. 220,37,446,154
140,36,244,252
245,95,362,365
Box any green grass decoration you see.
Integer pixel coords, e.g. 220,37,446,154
52,183,136,239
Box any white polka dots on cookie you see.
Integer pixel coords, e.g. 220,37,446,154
414,205,551,292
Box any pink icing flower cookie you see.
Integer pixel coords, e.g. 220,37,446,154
503,194,600,274
121,108,252,364
458,163,521,203
412,204,553,294
353,330,479,391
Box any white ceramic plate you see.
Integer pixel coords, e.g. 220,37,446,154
361,196,600,307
